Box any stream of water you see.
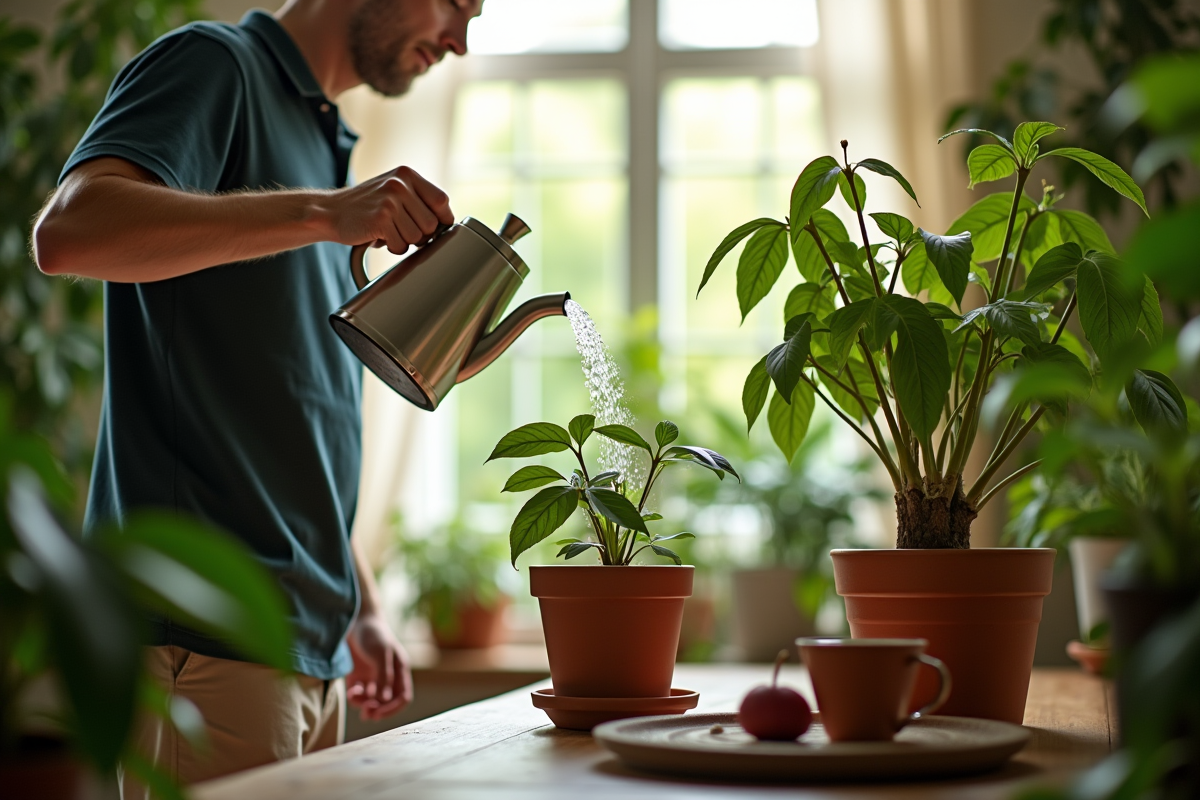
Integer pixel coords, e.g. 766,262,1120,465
564,299,645,492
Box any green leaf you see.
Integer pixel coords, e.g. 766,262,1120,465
509,486,579,565
818,355,879,421
793,209,850,283
789,156,842,229
768,382,815,463
870,212,915,244
8,472,140,772
827,298,875,370
947,192,1038,262
698,217,781,295
654,420,679,448
558,541,603,561
1042,147,1149,216
586,487,648,532
1126,369,1187,435
1020,343,1091,388
1124,202,1200,301
901,242,939,294
881,295,951,440
925,302,961,320
589,470,620,487
737,224,790,320
838,170,867,210
857,158,920,206
742,357,770,433
652,532,695,543
867,298,901,350
784,282,835,323
1013,122,1064,166
1139,277,1163,346
665,445,740,481
969,264,993,295
642,512,664,522
568,414,594,446
592,424,653,452
967,144,1016,187
765,316,813,401
919,229,974,305
648,545,683,565
503,465,567,492
1075,252,1142,362
939,128,1014,150
487,422,572,461
1022,242,1084,299
1051,209,1116,255
957,300,1047,347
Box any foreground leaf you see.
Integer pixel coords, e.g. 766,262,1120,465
1013,121,1063,166
742,357,771,432
1126,369,1186,435
789,156,842,230
919,229,974,305
957,300,1046,347
838,170,868,210
1139,277,1163,347
503,465,567,493
586,487,648,533
870,212,915,244
698,217,780,295
939,128,1014,150
1043,147,1148,216
1052,209,1116,255
737,224,790,320
857,158,920,206
654,420,679,448
1075,252,1142,362
487,422,571,460
766,315,813,401
881,295,950,441
593,424,653,452
1020,342,1091,388
510,486,579,565
826,298,875,371
784,281,835,323
967,144,1016,187
947,192,1037,262
568,414,595,446
649,545,683,565
1021,242,1084,299
768,382,816,463
793,209,850,282
557,541,604,561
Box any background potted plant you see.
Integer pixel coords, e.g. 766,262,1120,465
0,396,293,800
392,517,511,650
487,413,737,706
699,121,1167,721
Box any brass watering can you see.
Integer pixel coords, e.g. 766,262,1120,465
329,213,570,410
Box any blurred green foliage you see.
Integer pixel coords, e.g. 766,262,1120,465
945,0,1199,220
0,0,205,500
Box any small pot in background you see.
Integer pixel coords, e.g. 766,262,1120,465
429,594,511,650
730,566,815,662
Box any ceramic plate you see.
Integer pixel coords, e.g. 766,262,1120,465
531,688,699,731
594,712,1030,782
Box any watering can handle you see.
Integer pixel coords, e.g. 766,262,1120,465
349,222,453,291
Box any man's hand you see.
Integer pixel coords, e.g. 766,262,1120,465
323,166,455,254
345,611,413,721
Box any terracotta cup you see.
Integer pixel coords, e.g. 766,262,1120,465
796,637,951,742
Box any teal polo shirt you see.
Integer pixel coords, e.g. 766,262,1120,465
64,11,363,679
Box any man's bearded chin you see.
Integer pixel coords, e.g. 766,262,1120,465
348,8,413,96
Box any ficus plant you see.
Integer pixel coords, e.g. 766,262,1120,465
487,414,739,566
700,120,1180,550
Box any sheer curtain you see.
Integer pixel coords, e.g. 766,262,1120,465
342,0,992,566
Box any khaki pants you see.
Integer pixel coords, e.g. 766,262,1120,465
119,646,344,799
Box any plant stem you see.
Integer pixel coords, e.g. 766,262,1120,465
947,329,994,478
887,249,906,295
975,459,1043,510
967,406,1046,504
990,169,1030,304
845,167,885,297
1003,210,1038,298
807,224,852,306
810,358,892,460
803,374,902,489
1051,292,1077,345
844,364,898,476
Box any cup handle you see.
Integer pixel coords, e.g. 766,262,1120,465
899,653,952,729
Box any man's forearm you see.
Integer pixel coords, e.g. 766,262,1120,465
34,170,335,283
352,534,384,619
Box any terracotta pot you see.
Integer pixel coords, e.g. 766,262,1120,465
430,595,511,650
1068,537,1129,640
0,736,89,800
530,565,692,698
730,566,816,662
831,548,1055,723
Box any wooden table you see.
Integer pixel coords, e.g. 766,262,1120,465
194,666,1114,799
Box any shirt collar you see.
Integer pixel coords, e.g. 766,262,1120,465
241,10,326,100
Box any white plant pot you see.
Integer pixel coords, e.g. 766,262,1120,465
1068,537,1131,640
730,566,815,662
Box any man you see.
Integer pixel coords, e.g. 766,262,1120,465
33,0,483,793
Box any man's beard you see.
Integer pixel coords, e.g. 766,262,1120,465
348,0,415,97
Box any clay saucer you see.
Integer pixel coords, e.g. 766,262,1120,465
1066,640,1110,675
531,688,699,731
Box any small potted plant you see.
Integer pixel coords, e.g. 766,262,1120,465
699,121,1168,721
488,413,737,703
392,518,511,650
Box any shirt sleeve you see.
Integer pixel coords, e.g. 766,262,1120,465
60,29,245,193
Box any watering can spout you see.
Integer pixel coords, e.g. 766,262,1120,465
457,292,571,383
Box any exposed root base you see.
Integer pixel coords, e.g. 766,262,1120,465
895,476,977,550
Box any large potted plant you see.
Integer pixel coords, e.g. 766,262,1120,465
700,122,1160,721
488,414,736,706
0,398,294,799
392,518,511,650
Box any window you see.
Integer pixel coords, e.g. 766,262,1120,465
446,1,828,539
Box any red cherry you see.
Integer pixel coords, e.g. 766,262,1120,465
737,650,813,741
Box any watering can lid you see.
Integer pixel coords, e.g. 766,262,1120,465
462,216,530,280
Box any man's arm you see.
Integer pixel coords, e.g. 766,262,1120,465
33,156,454,282
345,534,413,721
